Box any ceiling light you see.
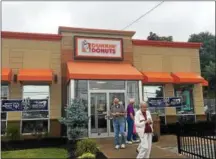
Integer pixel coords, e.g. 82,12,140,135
96,81,106,84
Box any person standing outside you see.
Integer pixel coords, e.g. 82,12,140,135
110,98,126,149
135,102,153,158
126,98,139,144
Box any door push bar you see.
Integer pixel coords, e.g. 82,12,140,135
105,115,113,120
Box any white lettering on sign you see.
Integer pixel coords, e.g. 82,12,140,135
75,37,123,59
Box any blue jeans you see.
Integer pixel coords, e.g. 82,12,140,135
127,116,137,141
113,118,126,146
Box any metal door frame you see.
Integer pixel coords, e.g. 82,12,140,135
88,90,126,138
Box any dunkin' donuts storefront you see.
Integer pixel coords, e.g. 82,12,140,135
1,26,208,138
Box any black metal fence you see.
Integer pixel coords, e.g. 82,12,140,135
176,121,216,159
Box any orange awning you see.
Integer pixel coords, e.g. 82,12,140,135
1,68,12,82
171,72,204,83
67,62,143,80
142,72,174,83
18,69,53,82
202,80,208,86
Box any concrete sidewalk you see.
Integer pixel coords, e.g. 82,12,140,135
96,135,187,158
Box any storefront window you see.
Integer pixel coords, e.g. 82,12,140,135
127,81,139,110
1,85,8,135
143,85,165,115
177,114,196,123
74,80,88,137
89,80,125,90
174,84,194,114
22,85,49,134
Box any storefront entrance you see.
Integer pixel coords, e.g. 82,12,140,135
88,91,125,138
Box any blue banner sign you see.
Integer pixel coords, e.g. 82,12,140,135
148,97,182,107
148,97,166,107
1,99,23,112
166,97,182,107
23,99,48,111
1,99,48,112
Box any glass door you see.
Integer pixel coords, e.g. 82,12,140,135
90,93,108,137
108,92,126,136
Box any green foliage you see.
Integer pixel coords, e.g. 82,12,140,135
59,99,88,141
204,61,216,79
78,153,95,159
147,32,173,41
6,126,20,141
188,32,216,92
76,139,99,157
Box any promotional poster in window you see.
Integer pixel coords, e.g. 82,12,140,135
148,97,183,107
1,99,48,112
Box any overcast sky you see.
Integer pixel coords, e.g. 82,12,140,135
2,1,215,42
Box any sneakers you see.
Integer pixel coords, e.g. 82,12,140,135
126,141,133,144
121,144,126,149
126,140,140,144
115,145,120,149
132,139,140,143
115,144,126,149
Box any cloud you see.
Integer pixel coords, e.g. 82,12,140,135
2,1,215,41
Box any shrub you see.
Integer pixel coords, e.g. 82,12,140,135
78,153,95,159
76,139,98,157
59,99,88,141
6,126,20,141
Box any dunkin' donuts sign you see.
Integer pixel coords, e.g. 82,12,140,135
74,36,123,60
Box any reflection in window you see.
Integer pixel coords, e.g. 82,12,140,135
143,85,165,115
89,80,125,90
177,115,196,123
22,85,49,134
174,85,194,114
127,81,139,109
22,120,48,134
143,85,164,101
1,85,8,135
159,116,166,125
74,80,88,137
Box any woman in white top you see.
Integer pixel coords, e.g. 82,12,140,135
135,101,153,159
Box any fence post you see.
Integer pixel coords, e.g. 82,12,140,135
176,122,181,154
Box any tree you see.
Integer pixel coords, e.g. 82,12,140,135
188,32,216,95
59,99,89,158
188,32,215,71
204,61,216,92
147,32,173,41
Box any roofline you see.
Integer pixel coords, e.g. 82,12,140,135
58,26,136,37
1,30,202,49
132,39,202,49
1,31,62,41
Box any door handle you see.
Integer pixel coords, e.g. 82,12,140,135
105,115,113,120
105,115,109,120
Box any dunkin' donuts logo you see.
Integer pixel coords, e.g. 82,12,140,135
82,40,91,52
81,39,116,54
